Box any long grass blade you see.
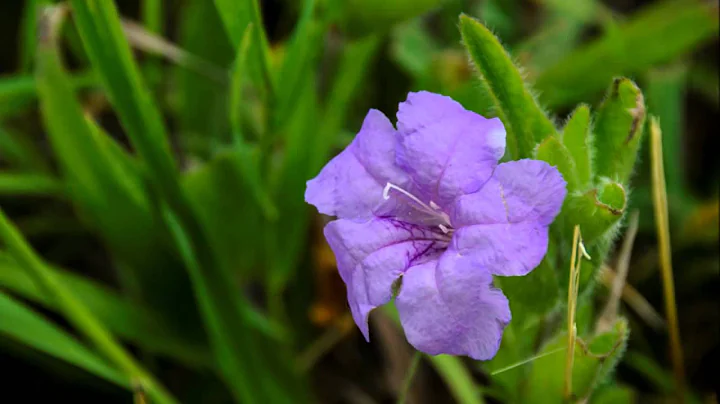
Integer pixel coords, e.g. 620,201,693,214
0,173,64,196
649,116,685,398
0,208,177,404
0,252,211,367
69,0,177,188
0,291,129,387
382,306,485,404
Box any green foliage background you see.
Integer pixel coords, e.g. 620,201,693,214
0,0,717,402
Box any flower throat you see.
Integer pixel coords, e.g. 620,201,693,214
382,182,453,234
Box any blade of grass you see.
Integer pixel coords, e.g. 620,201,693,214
141,0,162,34
18,0,52,72
0,252,211,367
535,0,719,108
36,6,190,328
121,19,227,84
173,0,235,157
140,0,163,90
565,225,581,400
0,126,50,172
213,0,275,94
600,265,665,331
395,351,422,404
624,351,702,403
229,25,254,144
69,0,177,187
158,204,308,403
688,63,719,107
382,306,485,404
649,116,685,399
430,355,485,404
596,210,639,333
310,35,381,172
0,173,64,196
646,64,688,201
70,3,306,400
0,291,129,388
460,14,557,159
0,208,177,404
0,70,96,100
266,82,319,309
273,0,323,130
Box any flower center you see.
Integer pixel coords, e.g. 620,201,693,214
382,182,453,234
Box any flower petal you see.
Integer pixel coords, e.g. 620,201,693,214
396,252,510,360
323,218,447,339
449,159,567,276
306,109,409,220
395,91,505,207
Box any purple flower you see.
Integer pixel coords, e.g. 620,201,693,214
305,92,566,360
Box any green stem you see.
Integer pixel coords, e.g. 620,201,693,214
396,351,423,404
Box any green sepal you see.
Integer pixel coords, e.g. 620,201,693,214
562,104,593,188
563,179,626,245
535,136,580,192
593,78,646,184
523,318,629,403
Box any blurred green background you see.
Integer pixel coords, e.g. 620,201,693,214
0,0,717,403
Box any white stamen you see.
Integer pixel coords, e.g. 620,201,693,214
383,182,435,213
383,182,454,234
579,241,591,260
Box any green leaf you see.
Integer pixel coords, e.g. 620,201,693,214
593,78,646,184
459,14,557,159
563,180,626,245
310,34,381,172
523,318,629,403
213,0,274,93
535,0,718,108
0,291,129,388
514,0,596,74
183,148,278,290
0,253,211,368
0,71,96,117
338,0,447,36
498,258,559,317
229,25,254,144
591,384,635,404
0,206,177,404
646,64,688,200
382,304,485,404
227,26,278,220
267,81,319,293
390,20,439,80
0,126,51,172
70,0,178,190
430,355,486,404
274,0,324,130
623,351,703,403
173,0,234,157
0,173,64,196
0,71,96,100
688,62,719,107
562,104,593,189
159,206,309,404
535,136,579,192
18,0,52,72
35,11,194,329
